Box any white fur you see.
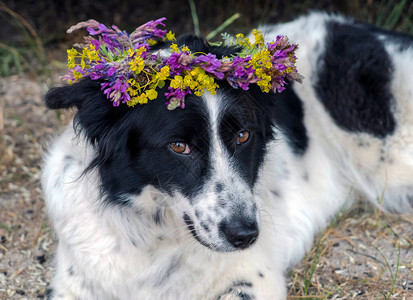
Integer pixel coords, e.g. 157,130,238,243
43,12,413,299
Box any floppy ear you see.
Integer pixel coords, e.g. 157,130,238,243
45,79,102,110
45,78,135,146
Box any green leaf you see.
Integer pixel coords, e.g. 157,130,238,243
157,80,165,88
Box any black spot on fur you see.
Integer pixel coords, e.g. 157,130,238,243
36,254,46,264
154,256,181,287
258,272,264,278
215,182,224,193
237,292,253,300
130,238,137,247
315,21,396,137
183,213,214,250
218,197,227,208
271,190,280,197
45,288,54,300
303,172,309,182
201,222,210,232
68,266,74,276
217,281,254,300
232,281,253,288
153,208,163,225
183,213,196,235
63,155,74,174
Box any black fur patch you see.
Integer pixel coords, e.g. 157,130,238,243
272,82,308,155
183,213,212,249
215,182,224,193
153,208,163,225
216,281,255,300
218,87,279,186
44,36,280,207
315,21,396,137
45,288,54,300
355,21,413,51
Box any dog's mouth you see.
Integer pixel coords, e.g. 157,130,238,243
183,213,259,252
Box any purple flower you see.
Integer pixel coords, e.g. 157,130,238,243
102,35,122,51
130,17,167,44
165,53,193,75
239,81,250,90
91,39,101,49
100,77,130,106
107,66,117,77
233,57,253,74
195,54,224,79
165,87,190,99
87,23,108,35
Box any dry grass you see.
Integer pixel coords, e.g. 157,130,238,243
287,204,413,299
0,75,412,299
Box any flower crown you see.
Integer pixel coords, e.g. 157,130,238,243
65,18,303,110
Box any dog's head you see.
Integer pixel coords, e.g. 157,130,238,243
46,36,280,252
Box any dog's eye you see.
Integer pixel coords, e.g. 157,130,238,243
237,130,250,145
170,142,191,154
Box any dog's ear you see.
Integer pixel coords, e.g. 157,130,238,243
45,79,101,110
45,79,134,147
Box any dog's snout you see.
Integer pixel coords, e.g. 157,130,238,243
220,219,259,249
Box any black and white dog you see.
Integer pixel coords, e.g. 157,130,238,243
42,12,413,299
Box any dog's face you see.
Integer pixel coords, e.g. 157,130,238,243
46,38,278,252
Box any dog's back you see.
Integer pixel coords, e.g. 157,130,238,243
262,12,413,214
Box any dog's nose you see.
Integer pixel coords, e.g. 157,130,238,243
221,219,259,249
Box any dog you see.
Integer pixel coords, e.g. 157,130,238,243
42,12,413,299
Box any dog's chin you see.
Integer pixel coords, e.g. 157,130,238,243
188,229,257,253
192,234,239,253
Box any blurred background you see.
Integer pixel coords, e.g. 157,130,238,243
1,0,413,80
0,1,412,299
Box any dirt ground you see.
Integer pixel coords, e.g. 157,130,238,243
0,73,412,300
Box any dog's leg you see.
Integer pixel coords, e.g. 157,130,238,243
46,242,100,300
212,243,288,300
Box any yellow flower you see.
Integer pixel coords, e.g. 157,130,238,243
147,39,157,46
250,48,272,70
146,89,158,100
235,33,252,49
156,66,170,81
170,75,184,89
129,55,145,74
166,31,176,41
257,80,270,93
252,29,265,47
127,48,135,57
137,93,148,104
82,44,99,62
67,48,78,60
136,46,147,56
183,74,197,89
181,46,190,52
170,43,179,53
73,70,83,81
67,48,78,69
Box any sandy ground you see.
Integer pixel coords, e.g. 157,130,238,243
0,75,412,299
